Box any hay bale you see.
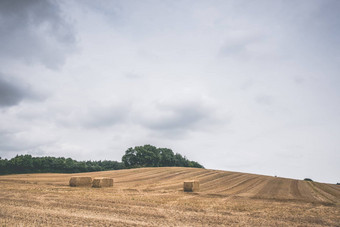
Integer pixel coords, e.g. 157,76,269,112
183,180,199,192
69,176,92,187
92,177,114,188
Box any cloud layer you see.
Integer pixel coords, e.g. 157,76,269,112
0,0,339,183
0,0,76,68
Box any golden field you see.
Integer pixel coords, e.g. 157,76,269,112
0,167,339,226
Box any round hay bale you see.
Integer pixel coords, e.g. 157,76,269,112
183,180,200,192
92,177,114,188
69,176,92,187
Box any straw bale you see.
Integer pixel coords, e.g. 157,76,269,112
92,177,114,188
69,176,92,187
183,180,200,192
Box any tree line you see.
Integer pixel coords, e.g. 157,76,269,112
0,145,203,174
0,155,124,175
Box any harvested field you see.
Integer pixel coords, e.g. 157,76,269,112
0,167,339,226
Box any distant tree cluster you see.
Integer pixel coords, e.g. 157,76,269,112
0,155,124,175
304,178,313,182
122,145,204,168
0,145,204,175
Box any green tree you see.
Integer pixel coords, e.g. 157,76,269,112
174,153,186,167
65,158,75,172
0,157,8,173
9,155,33,172
122,145,203,169
135,145,160,167
159,148,175,166
122,147,138,167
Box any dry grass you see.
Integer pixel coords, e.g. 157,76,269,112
0,167,339,226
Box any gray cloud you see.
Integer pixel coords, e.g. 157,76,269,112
82,104,129,128
0,0,339,183
124,72,142,79
0,0,76,69
136,95,223,135
0,73,43,107
255,94,274,106
57,102,129,129
0,128,54,156
145,105,210,131
0,131,30,152
219,31,261,58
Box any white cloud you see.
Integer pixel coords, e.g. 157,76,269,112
0,0,339,183
133,92,225,135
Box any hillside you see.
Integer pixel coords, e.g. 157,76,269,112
0,167,339,226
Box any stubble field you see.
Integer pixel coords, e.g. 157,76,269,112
0,167,339,226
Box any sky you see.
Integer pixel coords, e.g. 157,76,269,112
0,0,339,183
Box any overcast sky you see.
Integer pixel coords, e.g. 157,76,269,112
0,0,339,183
